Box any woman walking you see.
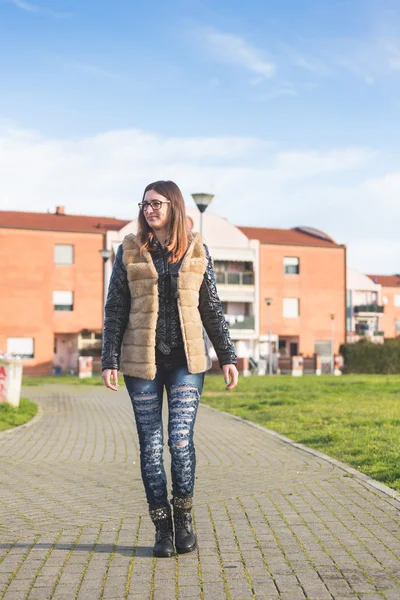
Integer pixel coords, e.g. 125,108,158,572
101,180,238,557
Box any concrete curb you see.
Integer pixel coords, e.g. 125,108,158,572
0,400,43,439
201,402,400,506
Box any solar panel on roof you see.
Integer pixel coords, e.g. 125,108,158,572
294,226,335,243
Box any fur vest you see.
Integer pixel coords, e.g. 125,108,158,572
120,233,209,379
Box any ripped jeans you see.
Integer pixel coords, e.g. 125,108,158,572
124,364,205,507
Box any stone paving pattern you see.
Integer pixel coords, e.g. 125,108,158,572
0,385,400,599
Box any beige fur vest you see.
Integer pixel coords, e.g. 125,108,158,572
120,233,209,379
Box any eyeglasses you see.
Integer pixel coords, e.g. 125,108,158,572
138,200,171,212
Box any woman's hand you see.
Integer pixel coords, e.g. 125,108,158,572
222,364,239,391
102,369,119,391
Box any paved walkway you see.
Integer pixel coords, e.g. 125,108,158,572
0,385,400,600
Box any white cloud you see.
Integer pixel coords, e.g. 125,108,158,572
201,29,276,79
252,83,298,102
9,0,38,12
0,126,398,273
8,0,72,18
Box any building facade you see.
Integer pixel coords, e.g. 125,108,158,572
0,207,129,374
1,206,348,375
367,275,400,339
239,226,347,361
346,268,384,343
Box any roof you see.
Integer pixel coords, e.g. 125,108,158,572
238,225,340,247
367,274,400,287
0,209,130,233
347,267,381,292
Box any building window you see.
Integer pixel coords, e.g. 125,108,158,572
283,298,299,318
315,341,331,356
54,244,74,265
394,294,400,307
213,260,254,285
284,257,299,275
7,337,34,358
53,290,74,311
396,320,400,333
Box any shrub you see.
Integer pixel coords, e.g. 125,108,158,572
340,338,400,374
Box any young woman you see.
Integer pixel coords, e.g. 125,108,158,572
101,180,238,558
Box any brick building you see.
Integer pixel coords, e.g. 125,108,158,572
346,268,384,343
239,226,347,360
1,206,347,375
0,207,129,374
367,275,400,339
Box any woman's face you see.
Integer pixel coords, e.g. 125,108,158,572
143,189,170,231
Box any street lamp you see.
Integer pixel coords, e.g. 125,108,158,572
330,313,335,374
99,248,113,314
99,248,112,263
191,193,214,237
265,297,273,376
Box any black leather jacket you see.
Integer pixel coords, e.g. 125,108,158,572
101,240,237,371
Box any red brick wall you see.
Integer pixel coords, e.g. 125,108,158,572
381,286,400,338
0,228,105,374
259,243,346,355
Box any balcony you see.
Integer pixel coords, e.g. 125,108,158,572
216,271,254,285
354,304,384,314
224,315,255,330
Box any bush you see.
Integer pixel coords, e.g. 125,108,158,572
340,338,400,374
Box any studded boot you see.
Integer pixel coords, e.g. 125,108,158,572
172,495,197,554
149,505,175,558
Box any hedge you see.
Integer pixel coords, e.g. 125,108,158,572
339,339,400,374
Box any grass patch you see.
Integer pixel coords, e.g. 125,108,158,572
0,397,38,432
22,374,124,386
202,374,400,492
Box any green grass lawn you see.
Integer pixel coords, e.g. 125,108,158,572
202,374,400,492
22,374,121,386
0,398,38,432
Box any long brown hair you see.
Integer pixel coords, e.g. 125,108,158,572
137,180,192,263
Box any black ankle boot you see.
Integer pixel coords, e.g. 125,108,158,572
149,505,175,558
172,496,197,554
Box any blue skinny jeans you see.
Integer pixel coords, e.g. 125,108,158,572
124,364,204,508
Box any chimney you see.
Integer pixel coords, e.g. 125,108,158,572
55,206,65,215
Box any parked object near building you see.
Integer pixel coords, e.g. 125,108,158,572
0,358,23,407
292,355,304,376
346,268,384,343
78,356,93,379
367,274,400,339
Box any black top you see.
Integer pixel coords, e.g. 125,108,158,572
155,345,187,367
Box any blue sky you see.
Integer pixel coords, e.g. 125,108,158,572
1,0,400,272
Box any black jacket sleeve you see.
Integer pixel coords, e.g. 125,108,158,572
101,244,131,371
198,244,237,368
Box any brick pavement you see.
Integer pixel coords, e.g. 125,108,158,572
0,384,400,600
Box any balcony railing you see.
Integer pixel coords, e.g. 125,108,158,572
354,328,384,337
354,304,384,313
224,315,255,329
216,271,254,285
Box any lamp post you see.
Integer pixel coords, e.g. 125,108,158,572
191,193,214,236
99,248,113,313
330,313,335,374
265,297,273,376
